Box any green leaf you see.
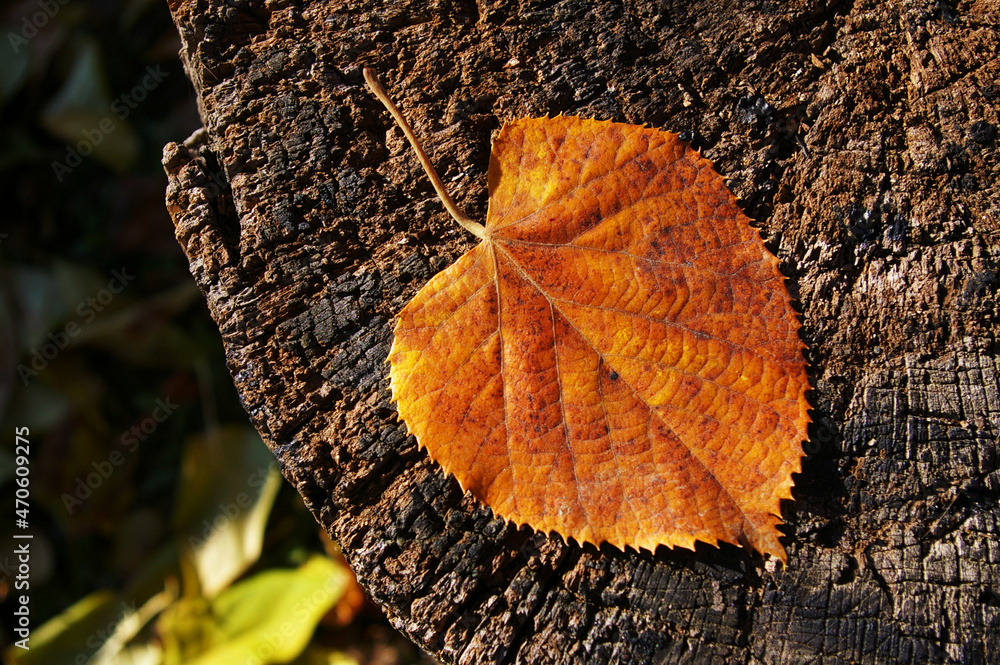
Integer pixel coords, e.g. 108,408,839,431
157,556,351,665
2,590,137,665
2,586,173,665
173,425,282,597
291,647,361,665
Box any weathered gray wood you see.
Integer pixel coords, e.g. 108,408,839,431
162,0,1000,662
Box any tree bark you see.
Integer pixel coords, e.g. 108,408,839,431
162,0,1000,662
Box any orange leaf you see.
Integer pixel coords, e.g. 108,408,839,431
384,111,809,560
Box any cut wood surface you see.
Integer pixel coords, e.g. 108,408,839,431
162,0,1000,662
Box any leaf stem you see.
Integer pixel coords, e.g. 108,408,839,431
363,68,487,240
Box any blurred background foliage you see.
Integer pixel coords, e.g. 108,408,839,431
0,1,433,663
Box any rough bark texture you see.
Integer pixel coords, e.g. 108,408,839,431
162,0,1000,662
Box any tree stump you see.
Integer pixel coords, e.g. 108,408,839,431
162,0,1000,662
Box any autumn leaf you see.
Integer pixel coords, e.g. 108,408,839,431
366,70,810,561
